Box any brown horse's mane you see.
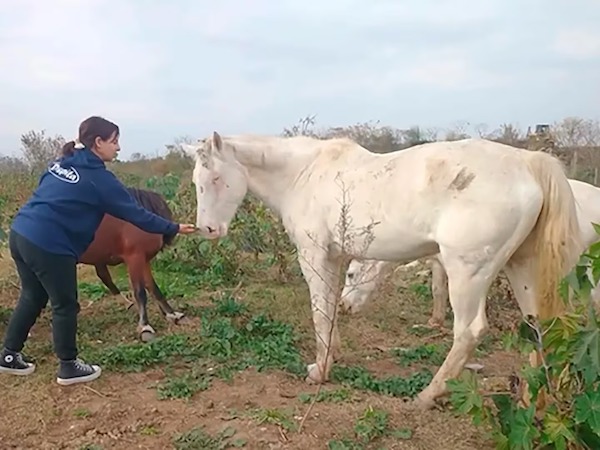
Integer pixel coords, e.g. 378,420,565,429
125,187,176,247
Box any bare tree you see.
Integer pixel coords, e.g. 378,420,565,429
496,123,526,147
400,125,437,148
553,117,600,148
282,115,319,138
20,130,65,173
443,120,471,142
326,120,406,153
0,156,29,174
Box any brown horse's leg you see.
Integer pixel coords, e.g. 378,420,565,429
94,264,120,295
124,255,155,342
142,261,185,323
94,264,134,310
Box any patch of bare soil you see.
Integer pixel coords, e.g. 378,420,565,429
0,258,526,450
0,367,497,450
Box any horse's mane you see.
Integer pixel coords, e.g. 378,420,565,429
125,187,176,247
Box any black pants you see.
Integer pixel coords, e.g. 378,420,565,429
3,230,79,361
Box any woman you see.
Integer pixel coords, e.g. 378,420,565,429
0,116,197,385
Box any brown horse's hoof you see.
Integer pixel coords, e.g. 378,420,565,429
138,325,156,343
177,316,192,326
140,330,155,342
166,311,185,324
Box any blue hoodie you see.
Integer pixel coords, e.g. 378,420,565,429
11,147,180,259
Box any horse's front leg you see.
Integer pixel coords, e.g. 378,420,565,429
428,257,449,328
142,261,185,324
125,256,156,342
297,246,343,385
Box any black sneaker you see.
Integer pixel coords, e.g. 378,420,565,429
56,358,102,386
0,348,35,376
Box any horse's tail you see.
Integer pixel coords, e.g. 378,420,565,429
517,151,584,320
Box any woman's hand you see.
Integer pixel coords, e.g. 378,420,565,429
178,224,197,234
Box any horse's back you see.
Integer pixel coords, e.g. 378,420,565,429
313,138,536,192
308,138,543,218
284,138,551,260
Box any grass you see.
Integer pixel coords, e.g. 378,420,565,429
0,248,517,448
173,426,247,449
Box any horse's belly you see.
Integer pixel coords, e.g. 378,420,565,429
325,201,438,262
361,234,438,262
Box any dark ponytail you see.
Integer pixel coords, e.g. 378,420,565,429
61,140,76,157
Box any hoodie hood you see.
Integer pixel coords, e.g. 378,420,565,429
59,147,106,170
46,148,105,184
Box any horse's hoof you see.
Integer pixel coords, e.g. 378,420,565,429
178,316,192,325
414,393,437,411
305,362,327,385
140,330,155,342
166,311,185,324
139,325,156,343
426,318,445,329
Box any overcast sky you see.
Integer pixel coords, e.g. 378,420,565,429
1,0,599,159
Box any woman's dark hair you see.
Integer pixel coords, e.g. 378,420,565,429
61,116,120,156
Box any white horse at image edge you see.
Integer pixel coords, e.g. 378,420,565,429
182,132,584,409
341,178,600,326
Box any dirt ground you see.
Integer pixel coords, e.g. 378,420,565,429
0,256,524,450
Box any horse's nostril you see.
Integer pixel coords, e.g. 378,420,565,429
207,226,215,233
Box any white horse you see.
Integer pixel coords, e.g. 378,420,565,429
182,132,583,409
341,178,600,325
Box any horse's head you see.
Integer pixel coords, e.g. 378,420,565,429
181,131,248,239
340,259,388,314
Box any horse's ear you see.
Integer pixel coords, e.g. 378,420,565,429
212,131,223,152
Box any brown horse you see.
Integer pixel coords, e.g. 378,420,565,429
79,187,186,342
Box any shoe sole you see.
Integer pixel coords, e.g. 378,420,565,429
0,364,35,376
56,367,102,386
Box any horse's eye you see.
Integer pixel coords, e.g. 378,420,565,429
348,273,354,279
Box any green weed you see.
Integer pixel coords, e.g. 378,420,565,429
173,426,246,449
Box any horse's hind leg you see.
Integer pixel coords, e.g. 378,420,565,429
416,254,498,409
94,264,134,310
503,258,552,410
142,261,185,323
95,264,120,295
124,255,155,342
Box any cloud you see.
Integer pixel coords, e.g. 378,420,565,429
0,0,599,159
553,29,600,60
0,0,164,91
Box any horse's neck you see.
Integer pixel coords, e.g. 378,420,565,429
227,136,319,213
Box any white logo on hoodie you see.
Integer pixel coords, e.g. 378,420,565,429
48,162,80,184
